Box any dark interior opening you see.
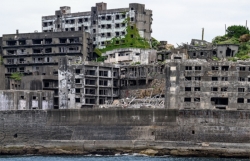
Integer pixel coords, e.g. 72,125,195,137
211,97,228,106
226,47,232,57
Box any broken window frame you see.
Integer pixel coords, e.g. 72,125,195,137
237,98,244,103
185,66,192,71
238,88,245,93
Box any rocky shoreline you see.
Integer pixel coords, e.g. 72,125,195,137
1,142,250,158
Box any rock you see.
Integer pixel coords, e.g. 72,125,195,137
140,149,158,156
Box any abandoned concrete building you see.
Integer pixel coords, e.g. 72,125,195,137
58,56,120,108
0,90,54,110
1,30,91,108
103,48,157,65
42,2,152,49
165,59,250,110
2,30,91,74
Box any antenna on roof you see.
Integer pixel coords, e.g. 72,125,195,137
246,20,248,28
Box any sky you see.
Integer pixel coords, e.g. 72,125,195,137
0,0,249,46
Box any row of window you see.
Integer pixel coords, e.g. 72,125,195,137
184,97,250,103
184,76,250,82
6,38,79,46
184,87,250,92
185,66,250,71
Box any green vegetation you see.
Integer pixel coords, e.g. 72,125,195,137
212,25,250,60
151,37,160,49
212,56,220,61
10,72,23,81
94,18,150,62
96,56,107,62
226,25,249,38
131,61,141,65
0,56,3,65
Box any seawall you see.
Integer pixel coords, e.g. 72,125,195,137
1,109,250,157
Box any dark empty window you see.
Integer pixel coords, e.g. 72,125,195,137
75,69,81,74
185,77,192,81
200,52,204,56
211,87,218,91
195,66,201,70
33,96,37,100
238,88,245,92
222,66,229,71
194,98,200,102
237,98,244,103
76,88,81,93
75,98,80,103
185,87,192,91
193,52,196,57
185,66,192,70
75,79,81,83
221,87,228,92
131,17,134,21
212,66,219,70
212,77,218,81
184,98,191,102
239,67,246,71
238,77,245,81
248,99,250,103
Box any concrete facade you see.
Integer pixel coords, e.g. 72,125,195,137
42,3,152,49
0,90,54,110
165,59,250,110
2,31,91,73
58,56,120,109
103,48,157,65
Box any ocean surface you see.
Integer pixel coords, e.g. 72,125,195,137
0,155,248,161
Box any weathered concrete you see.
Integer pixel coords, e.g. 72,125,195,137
1,109,250,157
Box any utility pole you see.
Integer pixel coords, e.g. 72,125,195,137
225,24,226,35
202,28,204,40
246,20,248,28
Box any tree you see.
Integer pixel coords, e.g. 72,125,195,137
226,25,249,38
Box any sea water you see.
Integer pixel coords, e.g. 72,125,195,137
0,155,248,161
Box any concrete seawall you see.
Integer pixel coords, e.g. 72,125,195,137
1,109,250,157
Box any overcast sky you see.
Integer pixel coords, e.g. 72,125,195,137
0,0,249,46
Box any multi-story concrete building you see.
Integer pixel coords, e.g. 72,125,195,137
59,56,120,108
1,30,91,108
165,59,250,110
2,30,91,75
42,2,153,49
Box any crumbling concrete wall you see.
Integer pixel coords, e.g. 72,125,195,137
120,78,165,99
103,48,157,65
0,65,5,90
0,90,54,110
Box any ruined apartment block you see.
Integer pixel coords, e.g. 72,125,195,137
42,2,152,49
103,48,157,65
187,39,239,59
0,90,54,110
1,31,91,108
165,59,250,110
59,56,120,108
